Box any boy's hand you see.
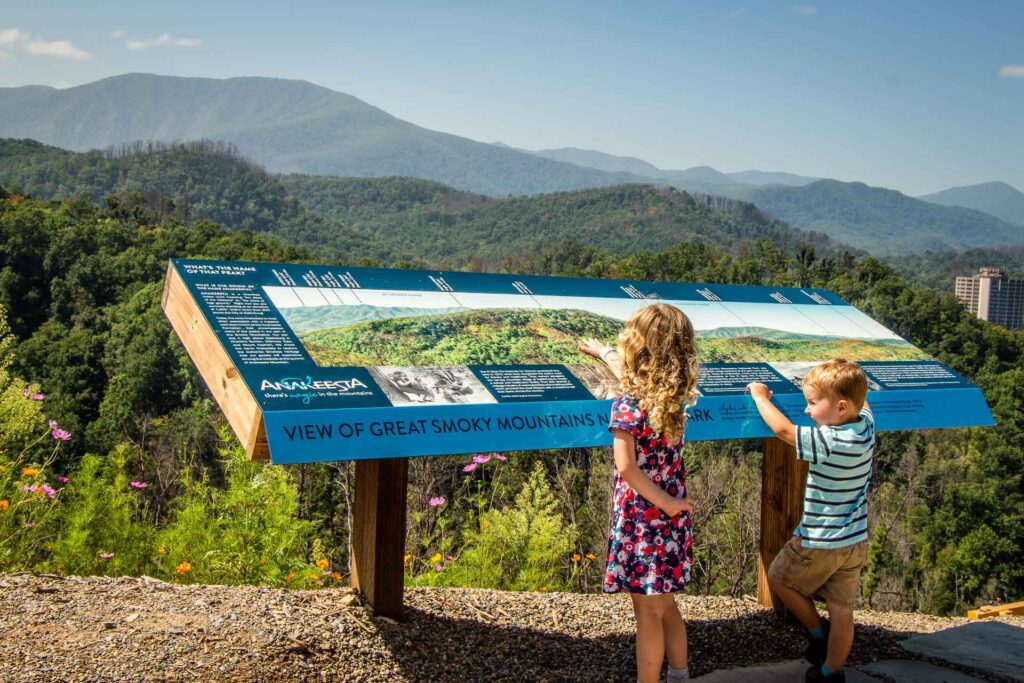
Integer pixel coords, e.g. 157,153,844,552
747,382,773,401
659,495,694,518
577,337,611,360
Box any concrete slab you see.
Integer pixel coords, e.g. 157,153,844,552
900,621,1024,681
860,660,983,682
695,660,878,682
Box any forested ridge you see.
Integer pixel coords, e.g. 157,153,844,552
0,138,840,270
1,181,1021,615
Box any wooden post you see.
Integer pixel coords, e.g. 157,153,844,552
757,437,808,615
350,457,409,619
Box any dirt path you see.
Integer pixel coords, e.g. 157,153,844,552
1,574,1019,682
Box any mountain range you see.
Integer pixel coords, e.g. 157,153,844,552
0,73,1020,254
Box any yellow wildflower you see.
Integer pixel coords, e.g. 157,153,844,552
175,561,192,575
158,547,167,555
285,572,296,583
306,572,320,582
429,552,442,564
21,467,40,477
585,553,596,561
0,500,9,511
571,553,581,563
403,553,413,565
316,558,330,571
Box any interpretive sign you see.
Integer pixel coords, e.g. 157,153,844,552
162,259,994,464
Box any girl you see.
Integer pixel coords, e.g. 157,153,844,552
579,303,699,683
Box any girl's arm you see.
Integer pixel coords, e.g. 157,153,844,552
578,337,622,380
613,430,694,517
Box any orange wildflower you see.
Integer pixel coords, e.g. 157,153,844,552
316,558,330,571
175,561,192,575
21,467,40,477
0,500,9,511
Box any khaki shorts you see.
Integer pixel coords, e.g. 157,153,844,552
767,536,868,609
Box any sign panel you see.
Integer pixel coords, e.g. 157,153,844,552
167,259,994,464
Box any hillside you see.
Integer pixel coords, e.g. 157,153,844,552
0,138,842,268
520,146,821,187
6,575,1006,683
888,246,1024,291
0,73,652,197
918,181,1024,227
0,138,373,257
724,179,1024,254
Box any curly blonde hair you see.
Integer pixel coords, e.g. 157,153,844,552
618,303,700,444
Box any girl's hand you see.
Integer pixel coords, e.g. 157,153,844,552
660,496,694,518
577,337,611,360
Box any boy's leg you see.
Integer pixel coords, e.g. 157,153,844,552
824,602,853,671
661,594,688,670
631,593,667,683
767,575,821,631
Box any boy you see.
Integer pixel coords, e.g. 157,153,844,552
747,358,874,683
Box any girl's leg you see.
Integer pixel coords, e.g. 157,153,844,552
630,593,667,683
661,594,688,670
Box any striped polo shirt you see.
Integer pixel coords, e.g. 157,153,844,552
794,408,874,549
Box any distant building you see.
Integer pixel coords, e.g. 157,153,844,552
955,267,1024,329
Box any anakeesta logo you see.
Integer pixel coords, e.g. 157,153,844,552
260,376,370,404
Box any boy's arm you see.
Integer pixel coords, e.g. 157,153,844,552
747,382,797,446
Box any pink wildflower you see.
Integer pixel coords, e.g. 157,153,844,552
472,454,491,464
57,476,68,484
51,429,71,441
40,485,56,499
492,453,508,461
48,420,59,429
129,481,147,489
31,394,45,401
98,552,114,559
22,388,29,397
462,463,478,473
434,564,445,572
428,496,446,507
23,522,35,529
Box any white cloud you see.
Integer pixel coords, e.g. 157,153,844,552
111,30,127,39
790,4,817,15
0,27,29,46
999,64,1024,79
54,80,71,89
725,8,746,19
0,26,90,60
25,39,90,60
124,32,201,50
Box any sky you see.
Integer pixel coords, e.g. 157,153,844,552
0,0,1021,195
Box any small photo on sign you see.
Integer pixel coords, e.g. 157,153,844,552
370,366,497,406
567,363,620,399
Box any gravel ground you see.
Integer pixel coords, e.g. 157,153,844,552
1,573,1021,682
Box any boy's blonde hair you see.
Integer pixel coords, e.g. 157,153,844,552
802,358,868,411
618,303,699,444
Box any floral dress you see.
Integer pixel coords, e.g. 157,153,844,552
604,394,693,595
